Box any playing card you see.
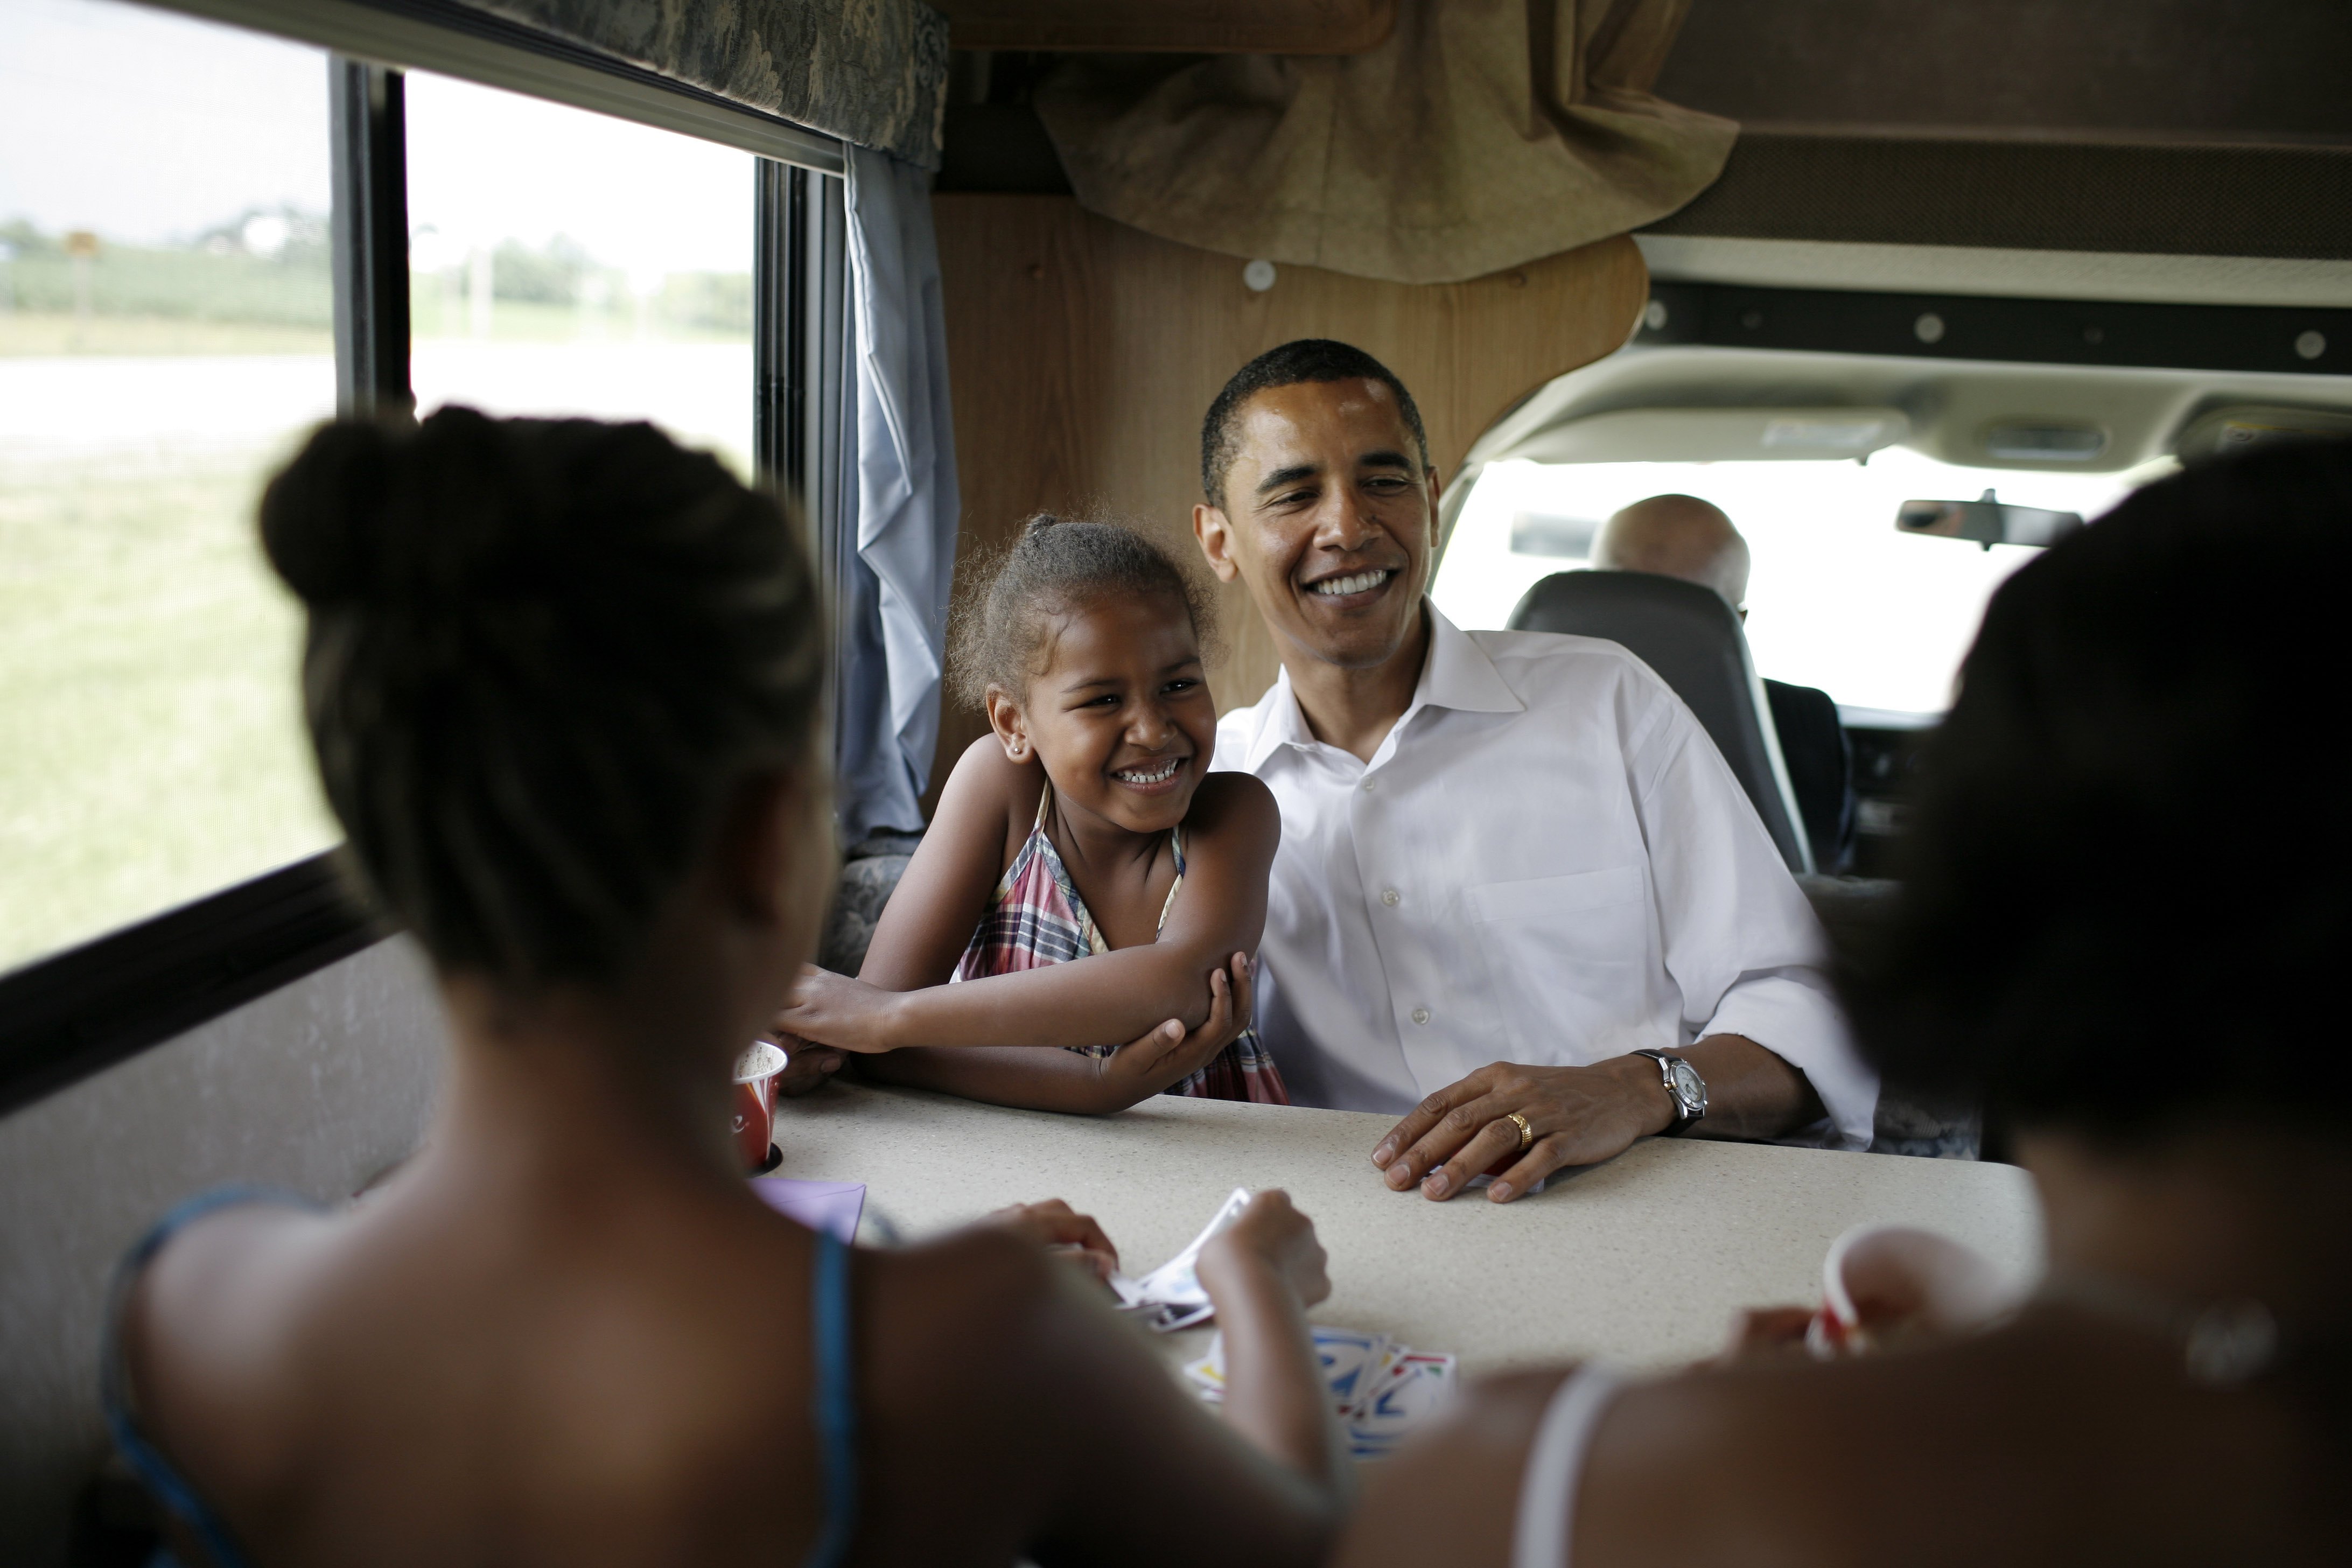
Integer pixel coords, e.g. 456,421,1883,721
1346,1350,1458,1458
1181,1325,1409,1419
1182,1342,1226,1402
1310,1326,1391,1415
1107,1187,1251,1332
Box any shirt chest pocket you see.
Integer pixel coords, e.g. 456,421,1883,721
1464,866,1656,1064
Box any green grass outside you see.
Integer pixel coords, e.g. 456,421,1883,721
0,441,340,972
0,312,332,356
2,243,332,328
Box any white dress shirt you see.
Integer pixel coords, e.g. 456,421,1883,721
1213,605,1877,1149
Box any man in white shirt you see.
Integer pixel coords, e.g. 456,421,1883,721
1193,340,1875,1203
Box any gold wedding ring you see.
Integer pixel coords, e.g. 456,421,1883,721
1506,1111,1534,1152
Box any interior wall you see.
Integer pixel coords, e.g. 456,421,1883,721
929,193,1649,802
1653,0,2352,141
0,938,447,1567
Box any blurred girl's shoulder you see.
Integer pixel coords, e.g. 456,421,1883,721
1185,769,1279,839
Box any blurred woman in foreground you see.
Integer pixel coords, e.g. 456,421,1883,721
1339,443,2351,1566
106,410,1347,1567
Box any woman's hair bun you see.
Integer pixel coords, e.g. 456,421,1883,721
258,415,404,607
263,407,825,988
262,405,547,613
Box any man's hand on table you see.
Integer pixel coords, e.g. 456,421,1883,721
1369,1034,1823,1203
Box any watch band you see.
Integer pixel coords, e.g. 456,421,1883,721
1631,1048,1706,1136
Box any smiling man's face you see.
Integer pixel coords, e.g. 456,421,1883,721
1193,378,1441,675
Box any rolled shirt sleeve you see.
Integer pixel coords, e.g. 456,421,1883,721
1631,704,1878,1149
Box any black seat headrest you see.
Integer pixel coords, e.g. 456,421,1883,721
1507,570,1813,875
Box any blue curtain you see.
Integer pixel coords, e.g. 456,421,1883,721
836,146,958,843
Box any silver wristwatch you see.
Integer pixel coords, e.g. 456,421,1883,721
1631,1049,1707,1135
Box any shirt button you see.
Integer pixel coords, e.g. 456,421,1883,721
1362,779,1375,792
1381,888,1400,906
1410,1007,1430,1025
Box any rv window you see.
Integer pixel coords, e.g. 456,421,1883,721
404,73,757,478
0,0,340,975
1436,450,2155,718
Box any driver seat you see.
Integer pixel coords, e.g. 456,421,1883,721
1507,569,1815,875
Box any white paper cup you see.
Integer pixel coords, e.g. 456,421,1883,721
1807,1223,2019,1357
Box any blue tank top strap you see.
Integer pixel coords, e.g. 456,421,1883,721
101,1186,321,1568
802,1227,860,1568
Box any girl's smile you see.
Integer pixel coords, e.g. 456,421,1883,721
1109,752,1189,794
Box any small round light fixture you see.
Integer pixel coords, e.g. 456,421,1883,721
1914,312,1947,345
1643,299,1669,332
2295,330,2327,361
1242,258,1277,292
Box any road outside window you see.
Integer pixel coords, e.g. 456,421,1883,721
1433,449,2155,718
0,0,339,973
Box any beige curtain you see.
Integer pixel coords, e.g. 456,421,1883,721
1033,0,1736,284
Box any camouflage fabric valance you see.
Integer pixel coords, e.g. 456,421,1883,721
463,0,948,167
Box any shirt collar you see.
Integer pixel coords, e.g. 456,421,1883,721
1416,603,1526,718
1237,601,1523,773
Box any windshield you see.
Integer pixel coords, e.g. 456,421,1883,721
1432,447,2155,718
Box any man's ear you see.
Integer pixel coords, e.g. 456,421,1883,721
983,687,1034,762
1193,501,1240,584
1424,466,1445,548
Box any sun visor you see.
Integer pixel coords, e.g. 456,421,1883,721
2175,404,2352,464
1505,407,1910,465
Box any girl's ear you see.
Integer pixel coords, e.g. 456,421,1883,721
984,686,1033,763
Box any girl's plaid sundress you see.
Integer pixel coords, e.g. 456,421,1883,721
952,782,1288,1104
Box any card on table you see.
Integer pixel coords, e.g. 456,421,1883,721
1186,1326,1459,1459
1184,1325,1392,1410
1345,1350,1458,1458
750,1177,866,1244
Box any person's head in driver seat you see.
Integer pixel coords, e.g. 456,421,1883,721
1591,493,1751,615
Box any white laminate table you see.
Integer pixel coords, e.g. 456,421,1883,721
769,1081,2043,1374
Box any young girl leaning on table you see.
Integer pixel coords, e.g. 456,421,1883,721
776,514,1290,1113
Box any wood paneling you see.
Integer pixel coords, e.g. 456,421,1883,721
928,194,1648,807
930,0,1395,54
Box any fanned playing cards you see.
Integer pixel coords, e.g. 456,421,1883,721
1106,1187,1252,1333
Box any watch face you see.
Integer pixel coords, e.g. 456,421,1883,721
1669,1060,1705,1111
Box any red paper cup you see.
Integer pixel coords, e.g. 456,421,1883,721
732,1041,788,1173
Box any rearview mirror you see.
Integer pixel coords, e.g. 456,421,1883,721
1895,491,2081,550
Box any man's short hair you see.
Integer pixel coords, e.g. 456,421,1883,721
1200,339,1430,506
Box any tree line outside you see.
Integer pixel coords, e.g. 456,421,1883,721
0,210,751,356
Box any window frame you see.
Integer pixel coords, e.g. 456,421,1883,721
0,2,848,1114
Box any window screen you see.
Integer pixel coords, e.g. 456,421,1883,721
0,0,340,974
